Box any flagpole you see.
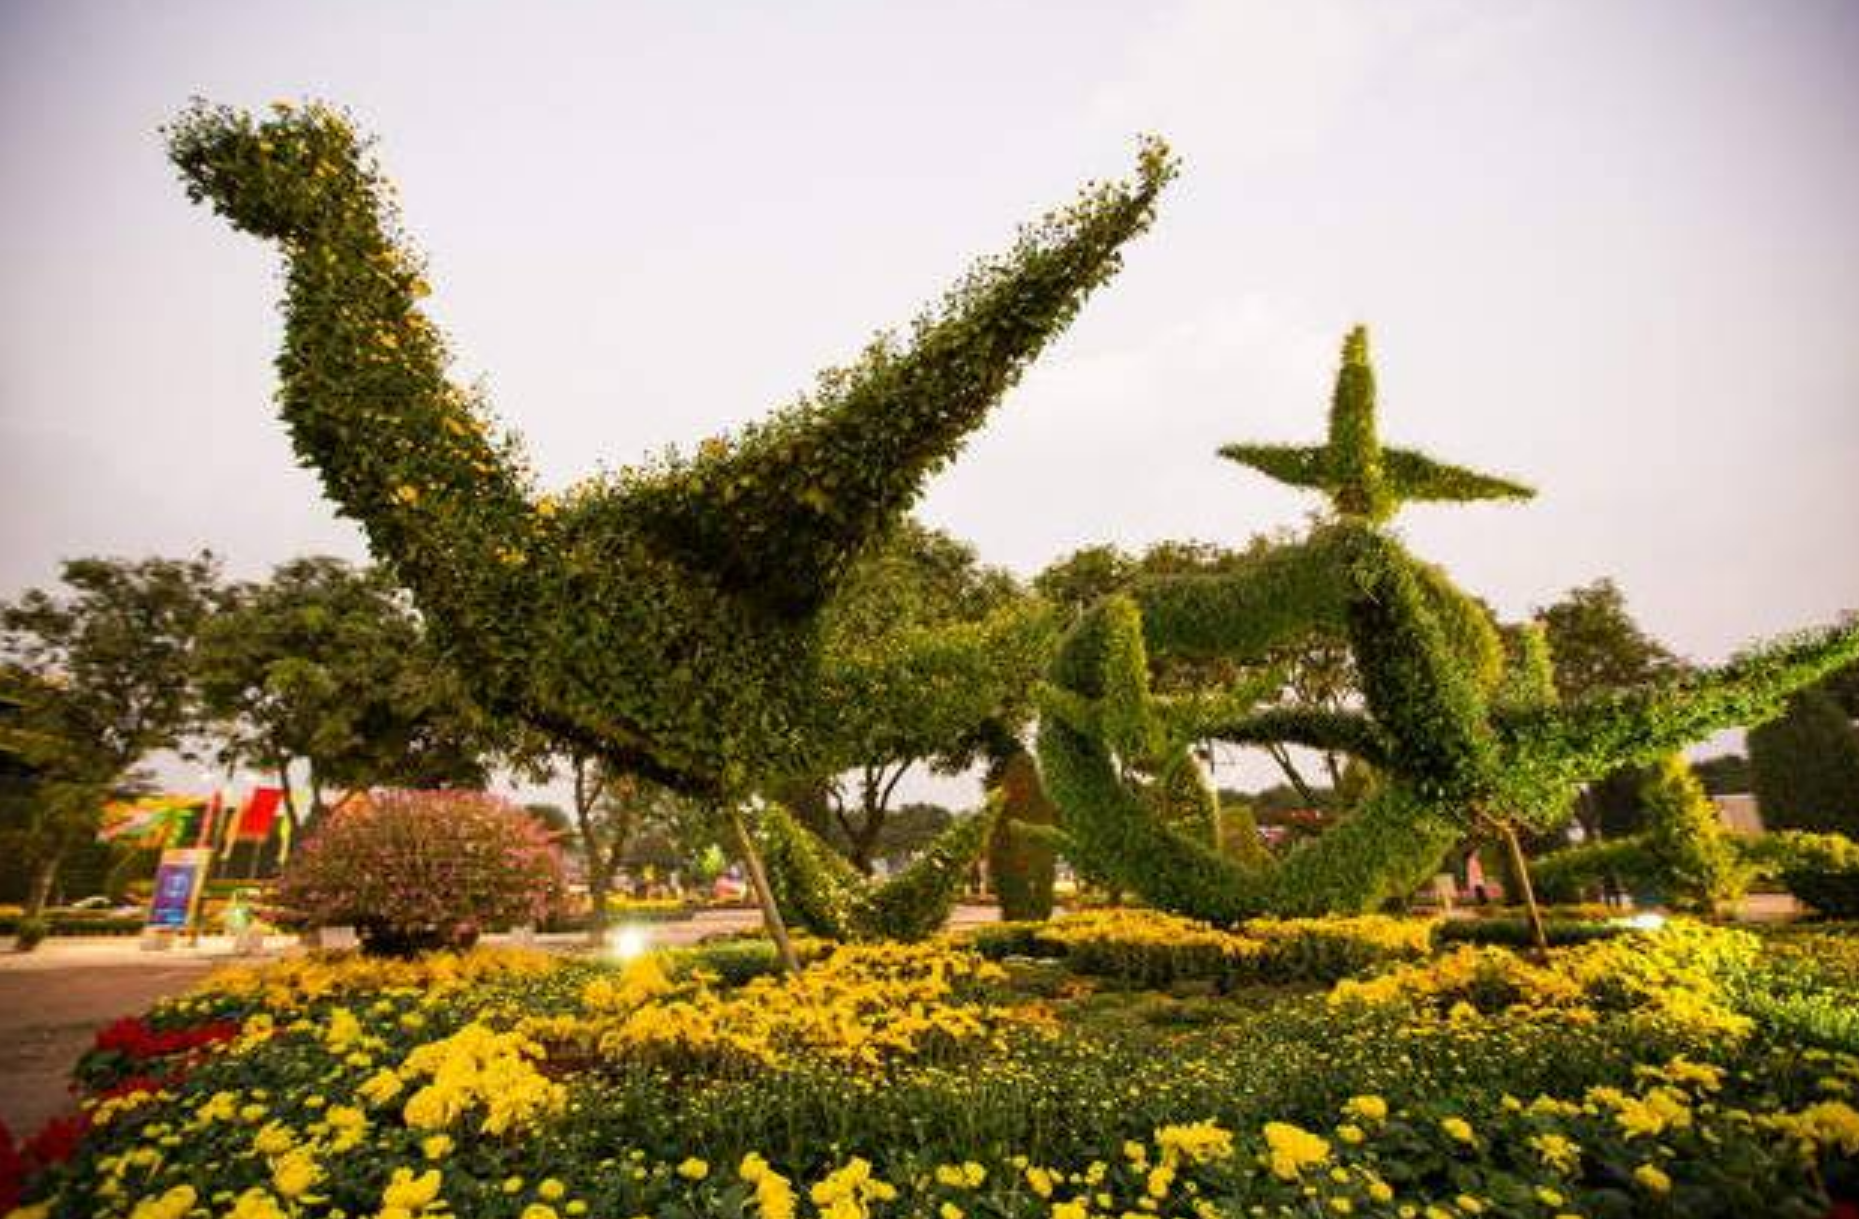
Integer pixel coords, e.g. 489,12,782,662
185,783,217,948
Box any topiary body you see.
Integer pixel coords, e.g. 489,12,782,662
1039,330,1859,920
165,100,1173,804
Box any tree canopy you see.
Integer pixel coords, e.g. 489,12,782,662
194,556,495,824
805,520,1051,871
1749,678,1859,835
0,553,224,913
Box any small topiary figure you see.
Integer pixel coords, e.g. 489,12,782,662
986,750,1059,922
1039,329,1859,926
276,790,563,955
756,804,995,942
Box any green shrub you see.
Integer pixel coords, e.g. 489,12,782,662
974,909,1432,990
1641,754,1749,911
1239,914,1434,982
0,913,144,937
1436,916,1626,948
1529,837,1654,903
986,752,1058,922
667,939,781,986
967,920,1066,961
1741,831,1859,917
1749,683,1859,834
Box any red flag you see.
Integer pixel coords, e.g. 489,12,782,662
234,788,283,842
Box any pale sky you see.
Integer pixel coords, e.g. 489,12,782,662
4,1,1857,804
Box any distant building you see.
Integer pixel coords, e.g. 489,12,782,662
1711,793,1764,835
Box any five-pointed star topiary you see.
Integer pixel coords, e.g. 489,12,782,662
167,99,1173,803
1039,327,1859,921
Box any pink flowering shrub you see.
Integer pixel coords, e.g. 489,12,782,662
277,790,563,955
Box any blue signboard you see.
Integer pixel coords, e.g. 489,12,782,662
147,849,211,929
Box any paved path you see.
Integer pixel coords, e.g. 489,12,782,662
0,958,219,1138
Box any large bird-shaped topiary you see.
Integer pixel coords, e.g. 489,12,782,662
166,100,1173,805
1038,328,1859,922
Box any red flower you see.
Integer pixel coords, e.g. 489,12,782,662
0,1120,23,1213
24,1114,87,1166
93,1016,238,1061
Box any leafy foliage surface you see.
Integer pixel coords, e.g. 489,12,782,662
1040,329,1859,919
168,99,1172,800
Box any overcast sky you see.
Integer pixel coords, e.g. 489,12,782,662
4,1,1856,803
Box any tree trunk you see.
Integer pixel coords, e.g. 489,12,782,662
584,860,611,942
24,846,63,920
1266,743,1321,808
726,803,799,974
1498,820,1550,960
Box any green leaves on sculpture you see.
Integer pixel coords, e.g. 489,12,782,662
166,99,1173,804
1218,327,1532,524
1040,328,1859,921
756,804,996,942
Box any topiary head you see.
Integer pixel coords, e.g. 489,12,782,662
166,98,379,243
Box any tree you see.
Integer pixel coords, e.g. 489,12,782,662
1535,579,1686,841
1691,753,1751,796
868,802,957,868
553,751,715,939
807,521,1050,872
1038,328,1859,943
0,554,223,915
167,98,1174,968
1749,682,1859,835
1536,579,1684,702
0,668,130,917
194,556,495,830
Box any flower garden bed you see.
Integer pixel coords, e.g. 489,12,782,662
3,914,1856,1219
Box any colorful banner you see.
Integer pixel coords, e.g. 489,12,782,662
234,787,284,842
99,795,204,848
146,848,213,930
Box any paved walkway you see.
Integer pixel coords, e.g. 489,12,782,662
0,957,219,1138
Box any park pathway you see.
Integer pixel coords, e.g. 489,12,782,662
0,952,220,1138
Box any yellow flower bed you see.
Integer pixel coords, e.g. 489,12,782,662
525,941,1032,1072
979,908,1436,988
194,948,555,1016
1328,921,1758,1042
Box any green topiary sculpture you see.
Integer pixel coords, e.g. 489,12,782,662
986,749,1060,922
1038,328,1859,924
166,99,1172,962
166,99,1170,801
756,803,995,942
